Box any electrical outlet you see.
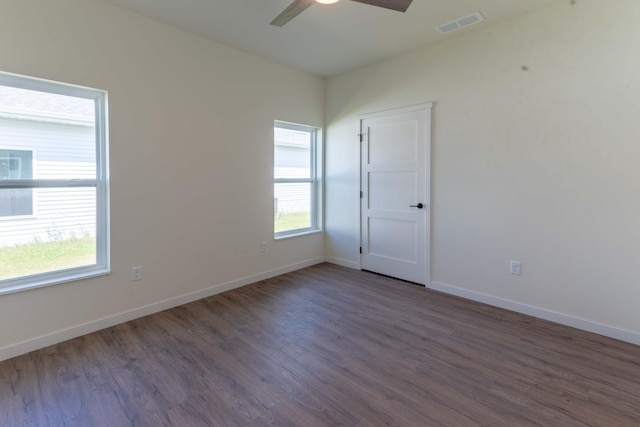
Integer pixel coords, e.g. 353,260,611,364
510,260,521,276
131,266,143,281
260,241,268,253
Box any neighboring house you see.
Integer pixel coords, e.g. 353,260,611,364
0,86,96,248
274,126,312,217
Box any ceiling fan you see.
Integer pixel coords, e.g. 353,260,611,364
270,0,413,27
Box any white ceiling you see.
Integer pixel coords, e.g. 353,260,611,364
99,0,563,77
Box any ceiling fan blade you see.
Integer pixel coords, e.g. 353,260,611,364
270,0,316,27
349,0,413,13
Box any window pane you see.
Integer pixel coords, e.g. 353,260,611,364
274,182,311,233
0,85,96,180
0,72,108,292
0,187,97,281
0,189,33,216
274,127,311,179
0,149,32,179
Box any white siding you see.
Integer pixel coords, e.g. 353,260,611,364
0,117,95,247
274,183,310,215
274,144,312,215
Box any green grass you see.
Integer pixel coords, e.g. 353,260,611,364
0,236,96,281
275,211,311,233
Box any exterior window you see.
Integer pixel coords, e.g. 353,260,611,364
0,149,33,217
274,121,318,237
0,72,109,293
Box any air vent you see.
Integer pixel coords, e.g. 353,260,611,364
435,12,485,35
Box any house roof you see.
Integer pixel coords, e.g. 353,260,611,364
275,127,311,149
0,85,94,125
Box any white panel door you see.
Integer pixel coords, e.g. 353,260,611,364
360,104,431,285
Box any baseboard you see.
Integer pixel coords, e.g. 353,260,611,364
430,281,640,346
0,257,325,362
324,256,360,270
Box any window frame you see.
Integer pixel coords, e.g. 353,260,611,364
274,121,319,238
0,71,110,295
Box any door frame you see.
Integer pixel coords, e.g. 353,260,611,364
358,103,433,287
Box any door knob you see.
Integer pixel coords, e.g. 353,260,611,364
410,203,424,209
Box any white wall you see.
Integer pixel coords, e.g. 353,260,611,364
0,0,324,359
325,0,640,342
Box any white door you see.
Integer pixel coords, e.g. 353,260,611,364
360,104,431,285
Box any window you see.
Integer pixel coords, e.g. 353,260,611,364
274,121,319,237
0,149,33,217
0,72,109,293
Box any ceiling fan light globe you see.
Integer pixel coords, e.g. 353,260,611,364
316,0,340,4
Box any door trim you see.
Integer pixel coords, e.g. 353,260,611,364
358,102,433,287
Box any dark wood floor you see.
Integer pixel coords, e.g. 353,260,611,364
1,263,639,426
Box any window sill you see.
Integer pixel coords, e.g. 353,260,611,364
274,229,323,240
0,268,110,296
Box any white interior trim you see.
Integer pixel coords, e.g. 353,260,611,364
431,281,640,346
325,256,360,270
0,257,324,362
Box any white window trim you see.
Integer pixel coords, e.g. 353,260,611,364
274,228,323,241
274,121,320,238
0,71,110,295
